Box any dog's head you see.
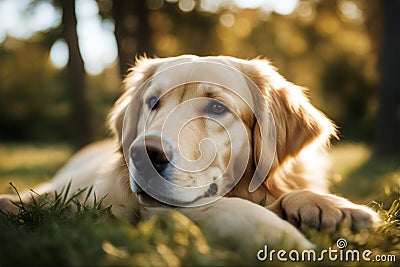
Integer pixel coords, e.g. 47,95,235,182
108,55,336,207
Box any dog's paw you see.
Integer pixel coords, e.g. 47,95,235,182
268,190,380,233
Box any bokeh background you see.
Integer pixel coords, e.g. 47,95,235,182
0,0,399,205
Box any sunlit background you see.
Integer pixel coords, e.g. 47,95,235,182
0,0,398,198
0,0,382,143
0,0,367,73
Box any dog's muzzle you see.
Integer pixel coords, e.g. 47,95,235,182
130,135,173,179
128,135,222,207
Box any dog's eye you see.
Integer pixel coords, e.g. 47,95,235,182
147,96,159,111
205,100,229,116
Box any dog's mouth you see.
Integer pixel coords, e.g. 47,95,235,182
134,182,220,208
137,191,171,208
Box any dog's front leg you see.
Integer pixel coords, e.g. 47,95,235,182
141,197,314,254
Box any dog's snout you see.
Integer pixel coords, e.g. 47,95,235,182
131,137,172,174
146,138,171,173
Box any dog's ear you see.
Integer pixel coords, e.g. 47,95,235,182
107,57,160,156
267,83,337,163
242,59,337,184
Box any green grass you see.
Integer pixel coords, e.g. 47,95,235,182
330,142,400,207
0,185,249,266
0,142,399,266
0,143,72,194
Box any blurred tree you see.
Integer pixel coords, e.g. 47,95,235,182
0,36,74,141
149,3,217,57
375,0,400,157
98,0,216,78
111,0,153,78
0,0,389,146
59,0,93,147
322,56,375,140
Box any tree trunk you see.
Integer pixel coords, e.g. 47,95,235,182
60,0,93,148
112,0,153,78
375,0,400,157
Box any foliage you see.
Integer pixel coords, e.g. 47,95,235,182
0,35,71,141
330,142,400,203
0,180,400,266
0,35,120,143
0,184,247,266
0,0,386,144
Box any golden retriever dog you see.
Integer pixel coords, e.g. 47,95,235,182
0,55,378,250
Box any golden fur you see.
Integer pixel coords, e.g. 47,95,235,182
0,56,378,247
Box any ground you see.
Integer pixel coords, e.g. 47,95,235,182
0,142,399,266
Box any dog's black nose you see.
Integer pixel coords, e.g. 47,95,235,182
145,138,171,173
131,136,172,174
